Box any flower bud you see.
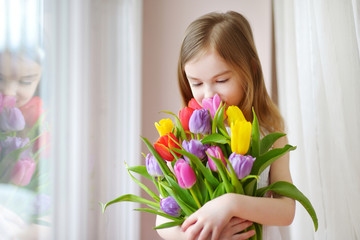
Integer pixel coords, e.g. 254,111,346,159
179,107,195,131
182,139,208,163
0,107,25,132
228,152,255,179
160,196,181,217
154,132,181,161
189,109,211,134
202,94,221,118
174,159,196,189
206,146,226,171
145,153,163,177
11,157,36,186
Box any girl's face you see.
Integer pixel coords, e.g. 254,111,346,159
0,53,41,107
184,50,244,107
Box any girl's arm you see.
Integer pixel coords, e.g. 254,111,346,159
181,137,296,240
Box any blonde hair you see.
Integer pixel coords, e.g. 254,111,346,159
178,11,284,134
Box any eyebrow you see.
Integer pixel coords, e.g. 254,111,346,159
187,70,232,80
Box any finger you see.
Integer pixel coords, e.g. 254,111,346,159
181,216,197,232
230,221,253,236
232,229,256,240
228,217,247,227
197,225,212,240
185,224,203,240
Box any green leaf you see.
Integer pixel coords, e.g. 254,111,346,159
212,102,224,134
201,133,230,145
250,108,260,158
256,181,318,231
251,144,297,176
165,175,198,210
243,178,258,196
127,165,152,180
224,157,244,194
125,163,160,202
134,208,182,221
101,194,160,213
212,182,226,199
207,155,233,193
154,220,184,229
260,132,286,154
216,105,230,139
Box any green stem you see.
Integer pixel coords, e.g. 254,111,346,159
189,187,201,209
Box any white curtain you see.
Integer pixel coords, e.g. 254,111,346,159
45,0,142,239
273,0,360,239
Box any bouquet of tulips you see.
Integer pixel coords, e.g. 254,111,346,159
0,93,51,222
101,94,318,239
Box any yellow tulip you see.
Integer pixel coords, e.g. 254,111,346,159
226,106,246,126
155,118,174,136
230,120,252,155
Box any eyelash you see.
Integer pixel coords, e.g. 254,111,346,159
20,80,33,85
217,79,228,83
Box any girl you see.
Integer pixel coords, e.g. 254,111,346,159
0,49,43,108
156,11,295,240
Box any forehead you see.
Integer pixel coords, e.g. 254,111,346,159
0,53,41,76
184,50,231,77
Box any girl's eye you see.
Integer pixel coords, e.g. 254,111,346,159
20,79,33,85
191,82,203,87
216,79,228,83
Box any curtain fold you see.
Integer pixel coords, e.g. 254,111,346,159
274,0,360,239
45,0,142,239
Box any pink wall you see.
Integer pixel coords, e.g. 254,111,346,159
141,1,272,239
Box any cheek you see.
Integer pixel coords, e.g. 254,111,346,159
16,87,37,107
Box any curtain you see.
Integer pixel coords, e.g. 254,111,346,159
273,0,360,239
44,0,142,239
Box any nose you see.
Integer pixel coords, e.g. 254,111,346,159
204,84,217,99
1,81,17,96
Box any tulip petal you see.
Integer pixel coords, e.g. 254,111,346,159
231,120,252,155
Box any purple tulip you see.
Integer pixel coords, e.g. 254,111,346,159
0,136,30,159
228,152,255,179
11,157,36,186
202,94,222,118
206,146,226,172
0,107,25,132
182,139,208,163
189,109,211,134
145,153,163,177
174,159,196,189
160,196,181,217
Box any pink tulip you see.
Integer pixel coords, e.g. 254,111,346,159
206,146,226,171
11,157,36,186
202,94,222,118
174,159,196,189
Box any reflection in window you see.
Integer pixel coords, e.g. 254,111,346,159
0,0,51,239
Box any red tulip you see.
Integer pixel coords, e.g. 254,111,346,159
188,98,202,110
154,132,181,161
19,96,44,128
179,107,195,131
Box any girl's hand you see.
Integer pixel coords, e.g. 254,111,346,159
181,194,236,240
218,217,255,240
